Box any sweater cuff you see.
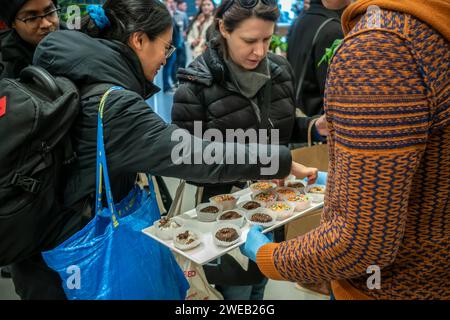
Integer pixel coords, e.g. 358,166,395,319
256,243,285,281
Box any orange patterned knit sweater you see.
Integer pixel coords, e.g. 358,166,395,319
257,6,450,299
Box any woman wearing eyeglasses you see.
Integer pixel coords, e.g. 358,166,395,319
172,0,325,300
0,0,60,79
19,0,318,300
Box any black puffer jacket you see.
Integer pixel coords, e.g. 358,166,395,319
172,45,312,145
287,2,343,117
0,23,67,79
33,30,292,241
0,29,34,79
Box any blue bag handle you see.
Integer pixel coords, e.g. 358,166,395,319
95,86,124,228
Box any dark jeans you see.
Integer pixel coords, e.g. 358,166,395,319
11,253,67,300
163,52,177,91
172,46,186,84
10,203,91,300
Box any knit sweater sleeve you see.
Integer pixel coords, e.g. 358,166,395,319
256,29,430,283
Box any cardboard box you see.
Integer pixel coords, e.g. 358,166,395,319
290,144,329,172
285,207,322,240
285,146,327,238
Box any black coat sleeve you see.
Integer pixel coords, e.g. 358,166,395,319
171,82,207,134
103,90,292,183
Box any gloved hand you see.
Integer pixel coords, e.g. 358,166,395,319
240,225,273,263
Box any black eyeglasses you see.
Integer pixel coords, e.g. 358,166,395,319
155,36,177,59
15,7,61,29
222,0,278,14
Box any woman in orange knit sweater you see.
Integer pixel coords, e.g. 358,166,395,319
241,0,450,300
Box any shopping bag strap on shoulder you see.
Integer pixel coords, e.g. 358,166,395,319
95,86,124,227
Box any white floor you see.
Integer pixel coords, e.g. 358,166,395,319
0,276,328,300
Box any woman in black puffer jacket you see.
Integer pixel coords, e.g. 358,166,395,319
172,0,326,301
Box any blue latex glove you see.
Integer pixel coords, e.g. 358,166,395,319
240,226,273,263
304,171,327,186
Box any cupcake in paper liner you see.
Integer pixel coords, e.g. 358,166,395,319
306,184,326,203
153,216,184,240
267,201,295,221
249,181,277,195
251,190,278,207
247,208,277,228
196,202,223,222
237,200,265,215
286,194,312,212
209,194,239,211
173,229,201,251
213,223,242,247
284,180,307,193
275,187,299,201
216,209,246,228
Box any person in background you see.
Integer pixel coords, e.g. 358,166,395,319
287,0,343,119
172,0,326,300
292,0,311,16
186,0,215,59
172,0,189,87
0,0,60,283
194,0,202,13
163,0,179,93
177,0,188,13
242,0,450,300
0,0,60,79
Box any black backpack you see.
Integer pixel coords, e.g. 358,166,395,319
0,66,80,266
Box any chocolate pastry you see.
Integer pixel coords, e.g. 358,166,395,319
242,201,261,210
177,231,189,241
288,182,305,189
219,211,242,220
158,217,180,229
200,206,219,214
176,230,198,246
250,213,273,223
215,228,239,242
158,217,170,227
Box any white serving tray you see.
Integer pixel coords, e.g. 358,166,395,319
142,188,323,265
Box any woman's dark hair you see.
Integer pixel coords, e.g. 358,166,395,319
212,0,280,54
215,0,280,34
81,0,172,43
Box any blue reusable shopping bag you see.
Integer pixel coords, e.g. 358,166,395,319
42,87,189,300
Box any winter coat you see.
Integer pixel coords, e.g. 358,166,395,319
0,29,34,79
172,44,312,146
287,3,343,117
33,30,292,241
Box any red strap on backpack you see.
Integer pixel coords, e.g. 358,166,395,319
0,96,6,117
